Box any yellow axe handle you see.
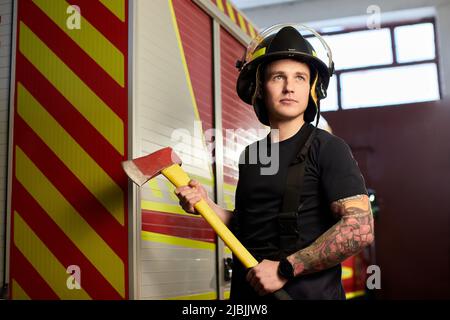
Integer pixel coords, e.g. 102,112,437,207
161,163,258,269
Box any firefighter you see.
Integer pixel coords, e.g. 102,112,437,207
175,24,374,300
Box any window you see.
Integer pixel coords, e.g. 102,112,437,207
309,29,393,71
320,76,338,112
308,19,440,110
395,23,435,63
340,63,439,108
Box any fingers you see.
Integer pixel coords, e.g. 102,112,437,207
174,186,196,198
174,180,204,214
189,179,200,187
189,180,207,199
246,261,286,296
174,180,201,196
246,268,265,296
174,185,193,196
184,192,201,202
246,268,253,283
180,193,202,209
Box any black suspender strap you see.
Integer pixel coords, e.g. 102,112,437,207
278,124,317,256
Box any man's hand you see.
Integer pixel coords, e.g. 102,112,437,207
174,180,208,214
246,260,288,296
174,179,234,225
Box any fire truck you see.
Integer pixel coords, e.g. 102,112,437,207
0,0,370,300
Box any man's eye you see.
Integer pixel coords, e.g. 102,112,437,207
296,76,306,81
273,75,283,80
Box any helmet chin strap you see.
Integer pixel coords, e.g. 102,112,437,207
310,72,320,127
315,109,321,127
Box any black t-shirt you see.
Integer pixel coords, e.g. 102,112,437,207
230,123,367,300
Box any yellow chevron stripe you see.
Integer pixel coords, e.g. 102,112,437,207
141,231,215,251
223,182,236,210
15,147,125,297
32,0,124,87
224,183,237,193
248,23,256,38
13,211,92,299
342,266,353,280
216,0,225,12
17,83,124,226
12,279,31,300
142,200,188,215
237,14,248,34
99,0,125,22
224,290,230,300
346,290,365,299
19,22,124,156
224,193,234,211
167,291,217,300
148,179,164,198
224,246,232,255
225,1,236,23
190,174,214,187
166,180,180,202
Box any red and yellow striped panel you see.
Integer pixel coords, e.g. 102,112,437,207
210,0,258,38
10,0,129,299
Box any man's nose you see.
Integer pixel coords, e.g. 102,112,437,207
283,78,295,93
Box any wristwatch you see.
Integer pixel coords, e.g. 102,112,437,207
278,257,295,280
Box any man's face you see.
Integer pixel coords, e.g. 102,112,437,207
263,59,311,124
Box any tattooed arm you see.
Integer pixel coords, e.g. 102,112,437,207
246,194,374,295
288,194,374,276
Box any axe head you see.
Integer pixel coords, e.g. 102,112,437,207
121,147,182,186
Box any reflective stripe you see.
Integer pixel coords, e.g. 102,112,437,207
251,47,266,61
167,291,217,300
141,231,215,251
15,147,125,297
14,211,92,299
12,280,31,300
19,22,124,155
99,0,125,22
32,0,125,86
346,290,365,299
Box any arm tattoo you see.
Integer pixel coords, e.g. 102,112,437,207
289,194,374,276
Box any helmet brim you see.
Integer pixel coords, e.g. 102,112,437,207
236,51,330,105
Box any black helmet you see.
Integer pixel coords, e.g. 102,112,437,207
236,24,334,126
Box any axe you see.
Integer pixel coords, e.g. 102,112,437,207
122,147,292,300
